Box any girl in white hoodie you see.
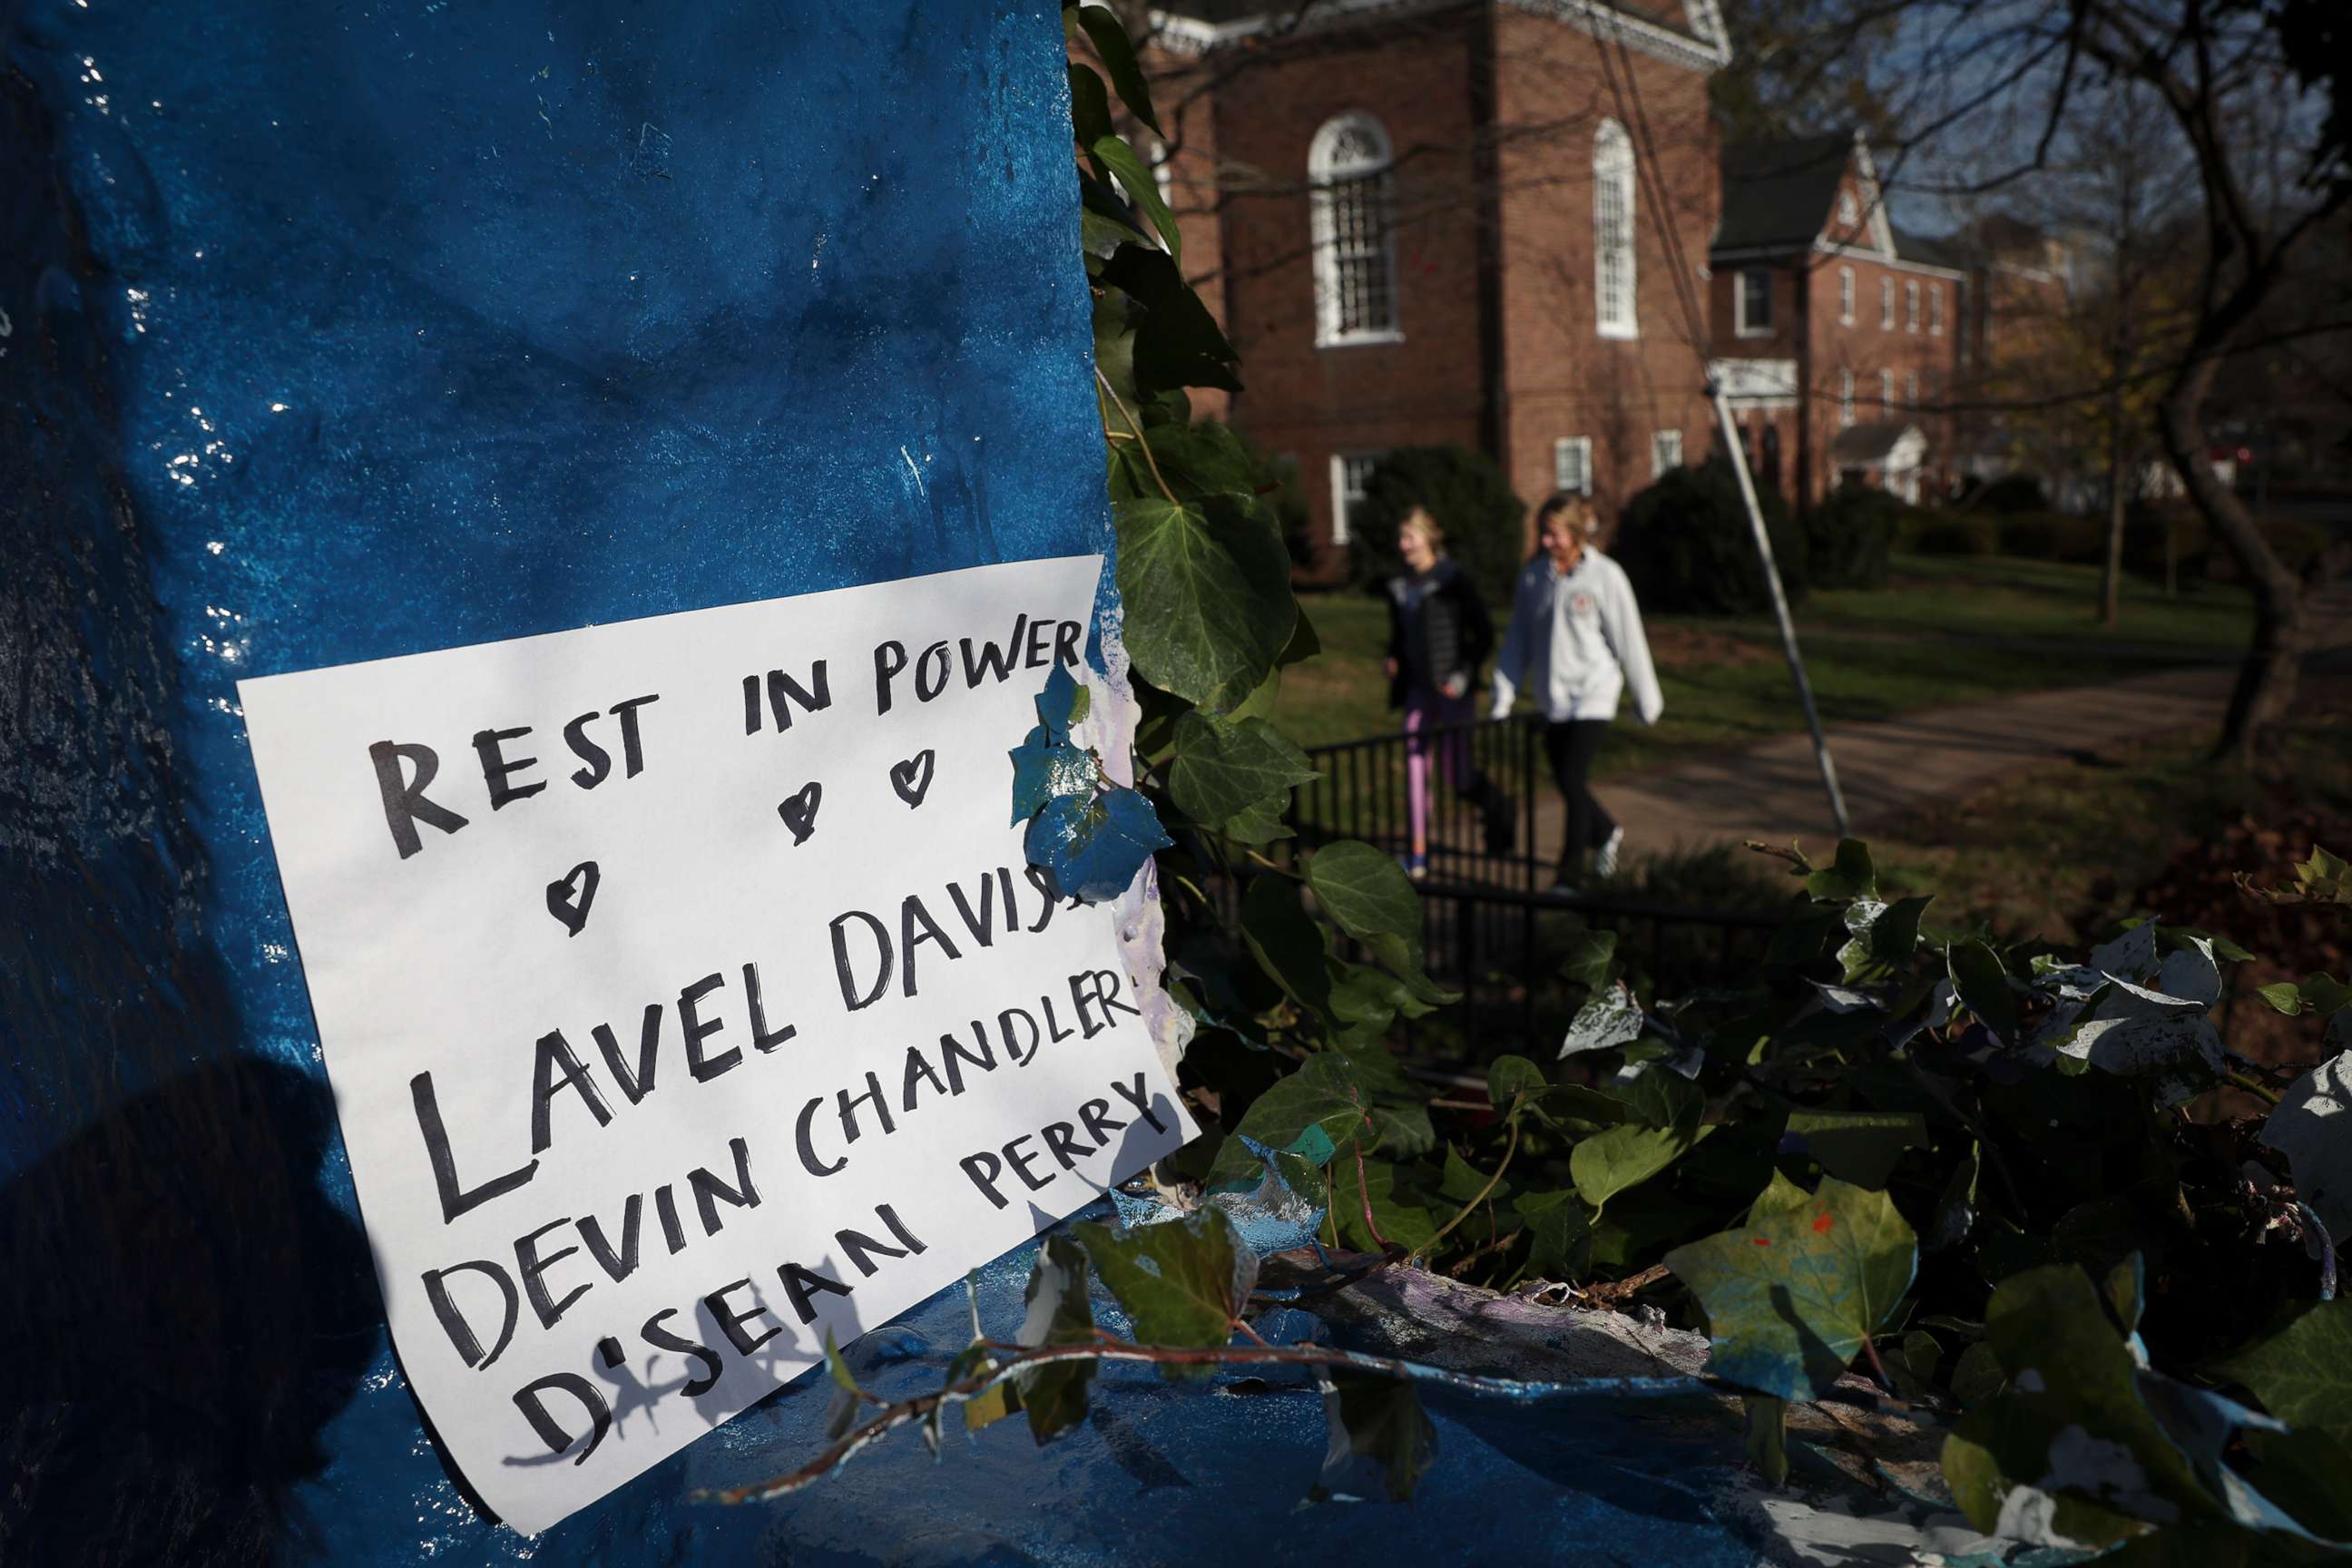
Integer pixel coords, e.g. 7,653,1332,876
1489,493,1663,895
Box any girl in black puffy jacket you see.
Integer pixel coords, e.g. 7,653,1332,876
1384,507,1515,877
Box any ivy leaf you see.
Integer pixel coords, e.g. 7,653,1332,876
1220,793,1293,846
1014,1235,1097,1443
1306,841,1454,1003
1781,1110,1930,1189
1073,4,1161,133
1332,1155,1440,1254
1664,1177,1918,1402
1560,928,1620,995
1092,277,1141,405
1074,1208,1254,1376
1096,244,1241,395
1024,782,1171,903
1949,1339,2005,1407
1486,1054,1549,1112
1871,894,1933,966
1313,1371,1436,1504
2220,1300,2352,1446
1090,134,1181,266
820,1328,867,1443
1749,1170,1815,1221
1806,838,1877,902
1205,1052,1358,1189
1947,938,2018,1038
1929,1140,1981,1251
1572,1120,1705,1210
1066,63,1114,150
1239,873,1331,1016
1514,1188,1594,1277
1141,419,1259,502
1167,710,1318,829
1559,982,1644,1059
2259,1048,2352,1242
1112,490,1292,712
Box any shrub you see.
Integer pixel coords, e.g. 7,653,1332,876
1238,436,1314,573
1909,508,2000,556
1973,472,2050,514
2123,503,2207,580
1613,454,1808,615
1996,511,2108,563
1803,485,1900,589
1348,445,1526,604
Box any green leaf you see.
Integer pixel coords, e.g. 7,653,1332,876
1220,794,1293,846
1305,839,1420,946
1073,4,1161,133
1486,1054,1548,1112
1806,838,1877,901
1205,1054,1360,1190
1436,1144,1511,1206
1870,895,1934,968
1066,63,1113,150
1747,1395,1790,1487
2219,1300,2352,1446
1560,929,1620,995
1929,1140,1980,1251
1333,1155,1440,1254
1167,710,1317,829
1141,418,1257,501
1513,1188,1594,1277
1947,938,2018,1038
1950,1339,2005,1407
1112,490,1293,712
820,1328,867,1442
2258,981,2306,1016
1096,243,1240,395
2301,973,2352,1015
1664,1177,1918,1402
1749,1170,1815,1221
1315,1371,1436,1503
1092,278,1141,405
1014,1235,1097,1442
1091,134,1181,266
1572,1120,1704,1211
1239,873,1331,1015
1073,1209,1253,1375
1782,1110,1930,1189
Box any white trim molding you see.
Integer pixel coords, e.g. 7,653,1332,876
1147,0,1731,72
1709,357,1798,409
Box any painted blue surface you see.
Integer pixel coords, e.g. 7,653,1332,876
1,4,1773,1562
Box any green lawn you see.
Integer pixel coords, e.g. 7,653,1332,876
1271,554,2256,778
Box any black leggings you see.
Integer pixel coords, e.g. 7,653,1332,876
1543,720,1616,881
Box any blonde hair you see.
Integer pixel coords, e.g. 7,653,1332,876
1399,505,1446,552
1537,493,1600,543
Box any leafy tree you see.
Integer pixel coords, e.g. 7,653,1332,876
1347,445,1527,606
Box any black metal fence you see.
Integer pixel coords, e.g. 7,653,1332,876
1289,717,1781,1064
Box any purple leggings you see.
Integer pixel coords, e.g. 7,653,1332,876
1403,689,1475,852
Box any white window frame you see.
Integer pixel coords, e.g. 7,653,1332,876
1879,368,1896,409
1906,279,1921,333
1838,190,1859,228
1880,276,1895,329
1930,283,1945,337
1553,436,1593,495
1593,121,1638,339
1651,428,1682,478
1309,113,1402,348
1329,451,1383,546
1735,266,1773,337
1838,368,1856,427
1838,266,1855,326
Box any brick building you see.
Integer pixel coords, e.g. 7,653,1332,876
1704,131,1968,507
1141,0,1732,573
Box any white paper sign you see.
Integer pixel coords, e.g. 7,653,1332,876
240,555,1193,1534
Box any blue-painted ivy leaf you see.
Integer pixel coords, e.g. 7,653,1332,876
1013,1235,1096,1443
1034,662,1087,745
1008,725,1103,826
1112,490,1292,711
2264,1050,2352,1245
1073,1208,1254,1377
1313,1370,1436,1504
1202,1134,1329,1256
1024,782,1171,903
1664,1177,1917,1402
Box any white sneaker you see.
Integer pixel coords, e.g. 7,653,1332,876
1594,827,1624,879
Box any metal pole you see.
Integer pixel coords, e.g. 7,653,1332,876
1708,381,1851,838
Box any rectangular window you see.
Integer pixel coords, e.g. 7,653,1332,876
1881,277,1895,329
1325,175,1397,340
1838,266,1855,326
1930,284,1945,336
1651,428,1682,478
1553,436,1593,495
1839,368,1856,427
1330,452,1382,547
1906,371,1919,407
1879,368,1896,410
1906,279,1920,332
1737,268,1773,336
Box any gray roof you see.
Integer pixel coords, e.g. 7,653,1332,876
1715,132,1856,254
1831,420,1923,466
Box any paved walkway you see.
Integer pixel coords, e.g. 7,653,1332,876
1523,587,2352,867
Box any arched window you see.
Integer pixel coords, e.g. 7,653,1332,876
1309,113,1399,345
1594,120,1637,338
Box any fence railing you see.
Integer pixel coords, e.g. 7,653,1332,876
1289,717,1782,1063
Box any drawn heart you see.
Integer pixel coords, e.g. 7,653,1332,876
890,749,936,809
546,860,600,937
777,780,822,845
